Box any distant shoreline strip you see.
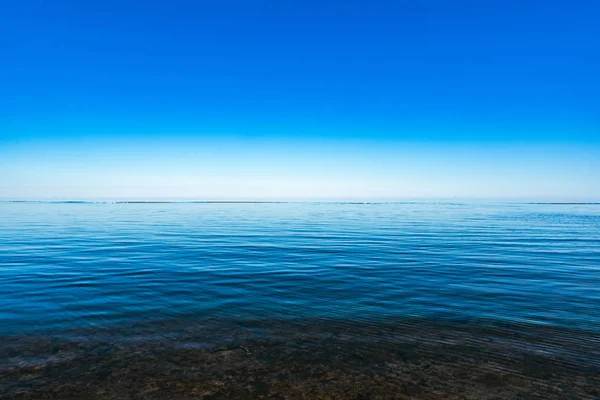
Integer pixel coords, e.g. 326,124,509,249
530,202,600,205
2,201,599,205
4,200,286,204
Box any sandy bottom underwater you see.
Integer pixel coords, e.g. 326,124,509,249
1,318,599,399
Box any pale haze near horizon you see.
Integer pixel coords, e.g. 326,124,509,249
2,136,599,201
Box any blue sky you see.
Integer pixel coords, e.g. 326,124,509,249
1,0,599,200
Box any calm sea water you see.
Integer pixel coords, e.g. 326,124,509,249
2,201,600,398
1,201,598,335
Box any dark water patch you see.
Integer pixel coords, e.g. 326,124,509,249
1,317,599,399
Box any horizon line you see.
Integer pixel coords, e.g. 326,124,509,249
2,200,600,205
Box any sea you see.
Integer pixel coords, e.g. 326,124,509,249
0,201,599,399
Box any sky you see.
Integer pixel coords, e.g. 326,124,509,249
1,0,599,200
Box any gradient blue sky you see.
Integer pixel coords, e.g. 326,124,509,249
1,0,599,200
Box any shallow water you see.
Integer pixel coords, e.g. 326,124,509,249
1,201,599,399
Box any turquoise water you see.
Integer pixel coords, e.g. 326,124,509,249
1,201,598,335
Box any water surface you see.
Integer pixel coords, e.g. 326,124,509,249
1,202,599,399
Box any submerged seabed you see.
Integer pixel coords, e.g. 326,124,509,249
1,317,599,400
